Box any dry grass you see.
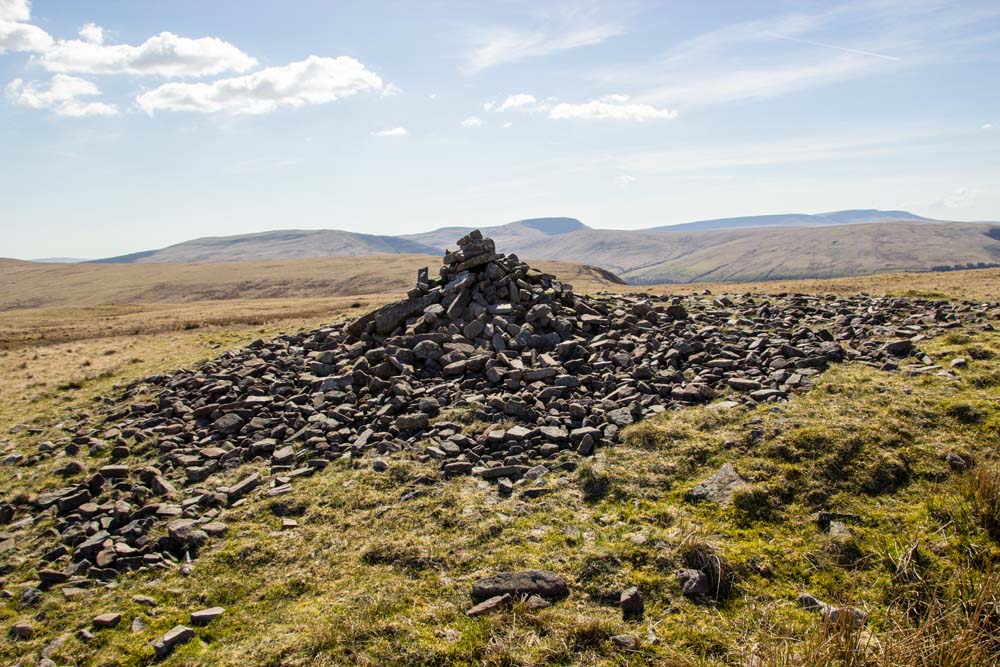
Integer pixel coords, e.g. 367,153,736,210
0,255,622,311
2,263,1000,666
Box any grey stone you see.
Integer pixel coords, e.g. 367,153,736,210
471,570,569,602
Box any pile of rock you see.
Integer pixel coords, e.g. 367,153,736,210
1,231,995,588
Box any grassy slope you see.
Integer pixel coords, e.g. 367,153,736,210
2,324,999,666
2,270,1000,666
0,256,622,311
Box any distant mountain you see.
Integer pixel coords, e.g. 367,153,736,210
91,230,442,264
31,257,91,263
401,217,588,253
87,212,1000,285
647,209,937,232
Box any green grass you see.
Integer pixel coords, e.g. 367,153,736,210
3,327,1000,666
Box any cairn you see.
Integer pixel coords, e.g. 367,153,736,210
0,230,990,585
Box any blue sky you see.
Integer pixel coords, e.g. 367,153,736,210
2,0,999,259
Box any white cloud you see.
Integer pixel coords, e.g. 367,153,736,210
38,30,257,77
503,121,513,128
496,93,539,112
373,127,408,137
0,19,50,52
928,187,981,209
984,123,994,130
5,74,118,116
78,23,103,44
381,82,402,97
428,93,437,100
549,95,677,121
460,115,483,127
0,0,51,54
616,174,636,185
462,22,622,74
135,55,386,115
0,0,30,22
482,101,494,111
592,3,1000,111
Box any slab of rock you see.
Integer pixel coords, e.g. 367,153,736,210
153,625,196,659
93,612,122,628
466,593,512,617
190,607,225,626
471,570,569,602
686,463,747,504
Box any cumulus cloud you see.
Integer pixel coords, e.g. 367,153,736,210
548,94,677,121
0,0,52,54
0,0,31,22
78,22,103,44
38,30,257,77
373,126,407,136
5,74,118,116
496,93,539,112
460,115,483,127
135,55,386,115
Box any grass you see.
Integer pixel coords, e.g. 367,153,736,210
2,271,1000,665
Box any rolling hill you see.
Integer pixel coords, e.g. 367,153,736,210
76,210,1000,285
645,209,936,232
91,230,443,264
0,255,623,311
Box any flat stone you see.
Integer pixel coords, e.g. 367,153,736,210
190,607,225,626
471,570,569,602
153,625,196,659
93,612,122,628
686,463,747,504
466,593,512,617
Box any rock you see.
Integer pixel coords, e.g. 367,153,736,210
10,621,33,639
882,339,913,357
466,593,512,617
620,586,644,620
686,463,747,504
611,634,640,650
190,607,225,626
213,413,245,435
525,594,551,610
946,451,968,471
153,625,196,659
471,570,569,602
93,612,122,628
677,569,709,597
396,414,429,432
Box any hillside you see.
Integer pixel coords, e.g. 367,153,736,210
2,242,999,666
0,254,623,311
92,230,443,264
647,209,936,232
81,216,1000,285
400,216,589,252
505,222,1000,284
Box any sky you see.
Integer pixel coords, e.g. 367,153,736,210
2,0,999,259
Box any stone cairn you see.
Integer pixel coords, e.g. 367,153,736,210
1,230,995,588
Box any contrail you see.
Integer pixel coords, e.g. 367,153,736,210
767,33,901,62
